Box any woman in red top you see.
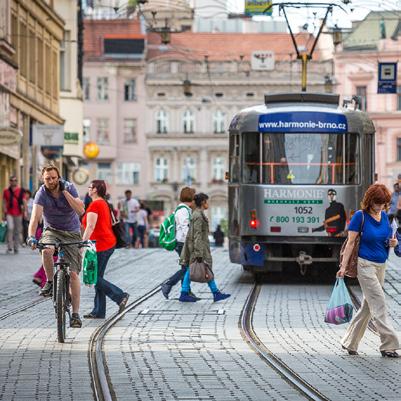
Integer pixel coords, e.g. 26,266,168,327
82,180,129,318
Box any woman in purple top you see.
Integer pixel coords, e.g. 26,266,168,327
338,184,399,358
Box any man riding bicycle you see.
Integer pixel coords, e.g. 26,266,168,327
28,164,85,328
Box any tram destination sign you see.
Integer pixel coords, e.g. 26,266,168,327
258,112,348,134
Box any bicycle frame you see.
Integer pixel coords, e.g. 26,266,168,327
52,248,71,319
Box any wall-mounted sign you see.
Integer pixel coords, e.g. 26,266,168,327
64,132,79,145
83,141,100,159
378,62,397,94
245,0,273,16
251,51,275,71
41,146,63,160
0,128,21,146
33,124,64,146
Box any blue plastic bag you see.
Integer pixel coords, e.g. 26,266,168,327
324,278,353,325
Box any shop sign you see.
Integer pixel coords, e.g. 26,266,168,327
0,128,21,146
245,0,273,16
32,124,64,146
64,132,79,145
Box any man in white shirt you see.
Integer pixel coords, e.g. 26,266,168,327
161,187,196,299
119,190,140,248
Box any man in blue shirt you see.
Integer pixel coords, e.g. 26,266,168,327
28,165,85,328
388,183,399,224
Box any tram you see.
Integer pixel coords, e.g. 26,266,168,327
227,92,375,274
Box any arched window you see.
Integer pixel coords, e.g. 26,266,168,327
155,157,168,182
156,109,168,134
182,156,196,184
213,110,226,133
183,109,195,133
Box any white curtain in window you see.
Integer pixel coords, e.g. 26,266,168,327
183,109,194,133
213,110,225,133
182,156,196,183
212,157,225,180
155,157,168,182
156,109,168,133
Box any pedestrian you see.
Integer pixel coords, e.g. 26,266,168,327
179,193,230,303
27,164,85,328
22,190,34,244
161,187,196,299
388,183,400,224
136,202,148,249
2,176,25,254
213,224,225,247
82,180,129,319
338,183,399,357
118,190,139,248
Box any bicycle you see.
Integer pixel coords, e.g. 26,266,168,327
37,240,91,343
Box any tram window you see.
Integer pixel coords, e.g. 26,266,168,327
258,132,359,185
243,132,261,183
229,134,240,183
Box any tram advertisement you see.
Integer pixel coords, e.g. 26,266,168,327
262,187,349,237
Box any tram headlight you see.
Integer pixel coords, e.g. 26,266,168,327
249,209,259,229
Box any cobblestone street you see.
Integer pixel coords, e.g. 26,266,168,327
0,245,401,401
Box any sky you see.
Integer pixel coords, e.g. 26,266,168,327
225,0,401,30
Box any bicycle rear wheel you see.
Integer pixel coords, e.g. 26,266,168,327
56,270,67,343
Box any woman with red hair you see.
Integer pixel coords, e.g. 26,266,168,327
338,184,399,357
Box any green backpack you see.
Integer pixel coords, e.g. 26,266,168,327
159,205,190,251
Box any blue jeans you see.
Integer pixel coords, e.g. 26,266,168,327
125,222,137,246
137,225,146,248
182,268,218,294
92,247,125,318
164,242,186,287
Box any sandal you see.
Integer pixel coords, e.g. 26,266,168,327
381,350,399,358
342,345,358,356
83,312,103,319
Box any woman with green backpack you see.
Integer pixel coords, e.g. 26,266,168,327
161,187,196,299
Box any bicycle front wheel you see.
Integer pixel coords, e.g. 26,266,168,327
56,270,67,343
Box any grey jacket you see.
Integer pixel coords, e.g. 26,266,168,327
179,209,212,268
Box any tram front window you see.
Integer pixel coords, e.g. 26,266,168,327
242,132,359,185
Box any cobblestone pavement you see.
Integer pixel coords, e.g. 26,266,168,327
104,249,301,401
1,244,401,401
0,246,181,401
253,253,401,401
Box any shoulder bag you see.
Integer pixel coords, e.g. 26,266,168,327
189,260,214,283
108,203,127,249
340,212,365,278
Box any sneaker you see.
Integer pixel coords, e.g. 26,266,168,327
179,292,198,302
6,248,13,254
188,291,200,300
70,313,82,328
13,248,18,254
161,283,172,299
118,293,130,313
39,281,53,297
213,291,231,302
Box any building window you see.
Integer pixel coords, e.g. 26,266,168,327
212,157,225,181
83,77,90,100
28,29,36,84
397,86,401,111
182,156,196,184
97,162,112,182
155,157,168,182
183,109,194,133
211,206,227,231
60,31,71,91
213,110,226,133
398,138,401,161
37,37,44,90
117,162,140,185
97,118,109,144
83,118,91,142
124,79,136,101
97,77,109,101
123,118,137,143
20,22,27,78
156,109,168,133
356,86,367,111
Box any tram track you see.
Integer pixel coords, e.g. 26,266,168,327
88,282,163,401
239,283,330,401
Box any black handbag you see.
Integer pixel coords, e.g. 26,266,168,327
108,203,127,249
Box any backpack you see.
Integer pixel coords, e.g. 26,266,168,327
159,205,190,251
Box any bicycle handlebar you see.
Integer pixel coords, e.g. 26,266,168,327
36,240,95,250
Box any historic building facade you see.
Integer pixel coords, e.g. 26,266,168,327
335,11,401,188
145,31,333,228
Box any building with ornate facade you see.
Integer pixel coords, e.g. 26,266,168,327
145,31,333,228
335,11,401,188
